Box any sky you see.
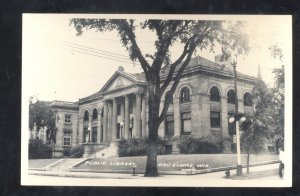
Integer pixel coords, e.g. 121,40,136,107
22,14,292,102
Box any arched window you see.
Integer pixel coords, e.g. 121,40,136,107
84,110,89,121
210,86,220,102
244,93,253,106
180,87,190,103
165,91,173,104
227,90,236,104
92,108,98,120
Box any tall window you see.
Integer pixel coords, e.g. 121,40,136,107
83,127,89,142
181,112,191,135
129,101,133,113
63,133,72,146
92,108,98,120
210,111,221,128
92,126,97,142
117,104,121,115
165,115,174,137
165,91,173,104
84,110,89,121
180,87,190,103
244,93,253,106
227,90,236,104
64,114,71,124
210,86,220,102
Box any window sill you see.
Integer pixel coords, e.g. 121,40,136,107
210,127,221,131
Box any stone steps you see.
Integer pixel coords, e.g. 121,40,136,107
88,142,118,158
47,158,86,171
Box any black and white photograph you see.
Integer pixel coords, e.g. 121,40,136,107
21,14,292,187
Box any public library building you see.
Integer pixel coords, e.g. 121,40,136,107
48,55,256,157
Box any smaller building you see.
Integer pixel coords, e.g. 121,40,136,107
50,101,79,157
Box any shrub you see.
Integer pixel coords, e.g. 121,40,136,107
29,139,52,159
118,137,165,157
69,145,84,158
177,135,224,154
63,148,70,157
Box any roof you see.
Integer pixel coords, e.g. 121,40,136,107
50,100,78,110
161,55,255,80
79,55,256,104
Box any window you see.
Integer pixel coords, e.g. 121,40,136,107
129,101,133,113
180,87,190,103
92,127,97,142
165,115,174,137
117,104,121,115
84,110,89,121
63,133,71,146
92,108,98,120
64,114,71,124
181,112,191,134
210,87,220,102
83,127,89,142
244,93,253,106
227,90,236,104
210,111,220,128
165,91,173,104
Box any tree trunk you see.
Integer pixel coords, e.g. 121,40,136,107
144,79,160,177
247,152,250,173
145,133,159,177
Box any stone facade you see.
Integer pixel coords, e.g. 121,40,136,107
50,55,256,157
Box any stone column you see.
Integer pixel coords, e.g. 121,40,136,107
112,98,117,141
238,99,244,113
141,96,147,138
124,95,130,139
191,94,202,137
201,94,210,136
103,102,108,142
89,113,92,142
79,117,84,144
173,99,181,137
120,100,125,138
108,101,113,141
221,97,229,137
134,93,142,138
97,109,102,143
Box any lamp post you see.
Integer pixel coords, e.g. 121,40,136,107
231,57,243,176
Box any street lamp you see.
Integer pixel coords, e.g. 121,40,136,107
229,113,246,176
231,56,243,176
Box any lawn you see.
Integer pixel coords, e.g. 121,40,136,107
72,154,279,173
29,159,61,169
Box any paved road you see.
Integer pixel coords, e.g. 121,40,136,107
24,163,287,187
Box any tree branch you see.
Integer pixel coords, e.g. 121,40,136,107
151,21,181,73
159,38,194,94
157,44,196,124
119,20,152,76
